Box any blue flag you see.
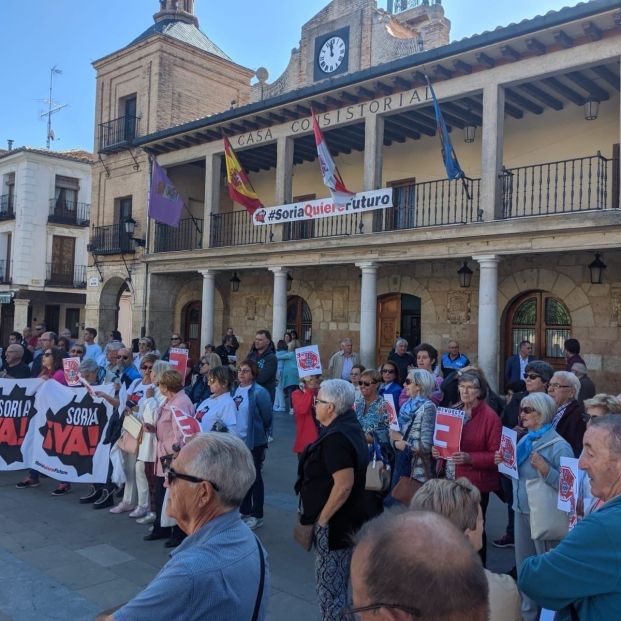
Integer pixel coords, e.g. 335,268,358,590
426,76,465,180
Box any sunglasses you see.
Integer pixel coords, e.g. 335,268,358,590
117,355,130,360
165,466,219,491
43,351,53,357
141,365,153,371
524,373,542,380
70,349,83,354
381,368,396,374
582,413,595,423
171,337,181,341
519,406,537,414
358,380,377,387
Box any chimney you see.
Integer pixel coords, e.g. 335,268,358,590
7,140,13,151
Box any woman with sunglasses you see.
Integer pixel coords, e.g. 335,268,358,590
196,366,237,435
69,343,85,360
378,360,402,415
146,369,195,547
186,352,220,406
494,392,573,621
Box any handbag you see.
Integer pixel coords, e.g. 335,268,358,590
526,476,569,540
122,413,143,439
392,451,433,505
116,430,138,454
365,443,391,492
293,515,315,552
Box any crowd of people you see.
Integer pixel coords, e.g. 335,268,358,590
5,325,621,620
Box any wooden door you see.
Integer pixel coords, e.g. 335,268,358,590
182,301,201,363
51,236,75,285
376,294,401,365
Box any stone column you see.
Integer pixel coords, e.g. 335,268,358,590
199,269,217,349
363,114,384,191
356,262,378,368
272,136,294,243
473,254,501,391
202,153,221,249
12,298,30,333
270,267,288,341
480,84,505,221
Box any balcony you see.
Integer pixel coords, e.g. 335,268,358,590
89,224,134,255
154,218,203,253
98,115,139,153
45,263,87,288
48,198,90,226
0,260,11,284
0,195,15,220
210,210,273,248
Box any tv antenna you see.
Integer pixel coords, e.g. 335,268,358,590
39,65,67,149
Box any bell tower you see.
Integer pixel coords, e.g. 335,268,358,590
154,0,198,27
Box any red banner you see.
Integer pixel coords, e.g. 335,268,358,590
433,407,464,459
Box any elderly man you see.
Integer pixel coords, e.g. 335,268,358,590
519,415,621,620
117,347,141,388
328,337,360,380
388,338,416,382
348,510,489,621
548,370,586,457
2,344,30,378
571,362,596,403
96,433,269,621
440,340,471,378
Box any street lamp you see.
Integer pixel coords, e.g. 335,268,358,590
458,261,473,288
123,216,145,247
588,253,606,284
230,272,241,292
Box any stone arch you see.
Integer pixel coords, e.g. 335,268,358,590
98,274,131,343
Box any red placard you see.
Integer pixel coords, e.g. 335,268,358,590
63,357,81,386
168,348,189,373
433,407,465,459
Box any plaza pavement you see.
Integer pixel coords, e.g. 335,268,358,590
0,410,513,620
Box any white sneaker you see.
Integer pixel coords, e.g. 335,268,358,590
136,512,156,525
129,505,149,518
245,517,264,530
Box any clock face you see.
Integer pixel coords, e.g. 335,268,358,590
318,36,346,74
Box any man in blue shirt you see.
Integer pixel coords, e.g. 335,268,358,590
117,347,141,388
519,415,621,620
440,340,470,378
97,433,269,621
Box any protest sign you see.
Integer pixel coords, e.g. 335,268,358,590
171,405,201,439
498,426,519,479
383,394,400,431
63,357,81,386
168,347,189,372
18,381,115,483
295,345,322,378
558,456,580,528
0,379,44,470
433,407,464,458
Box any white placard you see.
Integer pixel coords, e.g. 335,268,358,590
295,345,322,378
384,394,400,431
558,456,580,515
498,426,519,479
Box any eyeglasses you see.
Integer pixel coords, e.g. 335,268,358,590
171,337,181,341
582,413,595,423
341,603,421,621
519,406,537,414
43,351,53,357
165,466,220,491
381,368,396,374
358,381,377,387
237,368,252,374
549,383,572,389
141,365,153,371
117,355,130,360
404,378,416,385
70,350,83,355
313,397,332,406
524,373,542,380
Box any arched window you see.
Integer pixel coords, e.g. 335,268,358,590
505,291,571,366
287,296,312,344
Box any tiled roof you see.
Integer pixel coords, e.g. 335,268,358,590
128,19,231,60
0,147,96,164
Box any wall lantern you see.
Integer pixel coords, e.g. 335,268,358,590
584,97,600,121
463,124,476,143
123,216,146,246
458,261,473,288
287,272,293,292
230,272,241,293
588,253,606,284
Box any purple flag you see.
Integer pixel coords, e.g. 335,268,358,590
148,160,184,227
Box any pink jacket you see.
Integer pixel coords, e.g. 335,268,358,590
155,390,195,476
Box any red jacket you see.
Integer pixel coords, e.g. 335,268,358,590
291,387,319,453
454,400,502,493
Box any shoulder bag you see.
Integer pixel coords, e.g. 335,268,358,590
365,442,391,492
525,438,569,541
391,451,432,505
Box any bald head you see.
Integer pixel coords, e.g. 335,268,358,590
351,510,488,621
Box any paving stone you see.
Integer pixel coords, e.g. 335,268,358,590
75,543,135,567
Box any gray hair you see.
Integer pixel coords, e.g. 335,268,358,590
152,360,171,383
589,415,621,455
340,337,353,345
78,359,99,374
319,379,355,415
105,341,123,353
584,394,621,414
395,338,409,348
551,371,581,399
406,368,436,398
183,433,256,507
520,392,557,425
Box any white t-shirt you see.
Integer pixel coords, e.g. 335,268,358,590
197,393,238,435
233,385,251,440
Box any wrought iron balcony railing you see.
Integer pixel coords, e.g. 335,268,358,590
154,218,203,252
45,263,87,288
0,195,15,220
210,210,273,248
98,115,140,153
48,198,90,226
89,224,134,255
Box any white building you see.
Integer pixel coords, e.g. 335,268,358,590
0,147,93,341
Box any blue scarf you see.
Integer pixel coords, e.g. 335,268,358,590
517,423,553,466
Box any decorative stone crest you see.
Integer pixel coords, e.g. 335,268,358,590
447,290,471,324
245,297,257,321
610,287,621,325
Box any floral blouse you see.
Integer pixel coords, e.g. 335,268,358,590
354,396,391,444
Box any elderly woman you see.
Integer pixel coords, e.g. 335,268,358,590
495,392,573,621
378,359,402,413
234,359,273,530
388,338,416,383
196,365,237,434
411,478,521,621
354,369,391,446
133,337,155,368
185,352,220,406
548,370,586,457
144,370,195,548
389,368,437,501
432,370,501,566
291,374,321,456
296,379,368,621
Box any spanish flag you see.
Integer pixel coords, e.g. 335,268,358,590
223,136,264,215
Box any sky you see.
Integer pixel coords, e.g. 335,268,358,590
0,0,574,152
